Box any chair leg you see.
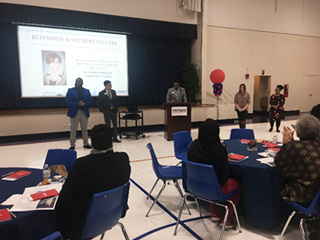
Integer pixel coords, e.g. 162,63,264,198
219,205,229,240
117,222,130,240
300,216,319,240
299,217,310,240
100,232,105,240
145,180,166,217
174,180,191,215
173,194,188,236
194,197,201,217
146,178,159,200
227,200,242,233
278,211,296,240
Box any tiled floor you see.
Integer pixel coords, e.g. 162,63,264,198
0,118,304,240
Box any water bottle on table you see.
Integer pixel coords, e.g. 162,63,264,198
43,164,51,180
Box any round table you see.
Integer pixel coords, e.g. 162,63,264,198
0,167,57,240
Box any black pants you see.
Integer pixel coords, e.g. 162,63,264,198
236,110,248,128
103,110,118,139
270,119,281,131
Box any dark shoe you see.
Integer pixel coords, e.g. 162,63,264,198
83,144,92,149
69,146,75,150
113,138,121,143
276,129,280,132
269,128,273,132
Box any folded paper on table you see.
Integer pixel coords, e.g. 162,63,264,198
2,170,31,181
257,157,275,167
228,153,248,162
0,208,12,222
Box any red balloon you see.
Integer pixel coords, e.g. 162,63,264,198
210,69,225,84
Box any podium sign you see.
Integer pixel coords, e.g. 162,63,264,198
171,106,188,116
164,103,191,141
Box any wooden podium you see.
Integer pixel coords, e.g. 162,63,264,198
164,102,191,141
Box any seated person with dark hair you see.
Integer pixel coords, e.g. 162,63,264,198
56,124,131,240
275,115,320,205
187,118,242,229
311,103,320,121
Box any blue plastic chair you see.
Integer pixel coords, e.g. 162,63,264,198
41,231,63,240
173,131,192,160
278,188,320,240
145,143,191,217
174,159,241,240
44,149,77,172
230,128,255,140
80,182,130,240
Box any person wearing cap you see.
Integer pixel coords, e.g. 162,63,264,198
268,85,285,132
188,118,242,229
56,124,131,239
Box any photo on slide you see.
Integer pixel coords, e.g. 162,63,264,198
42,50,67,86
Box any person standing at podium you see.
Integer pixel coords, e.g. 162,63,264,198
166,81,187,103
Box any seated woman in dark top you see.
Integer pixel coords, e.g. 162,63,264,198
187,118,241,228
275,115,320,206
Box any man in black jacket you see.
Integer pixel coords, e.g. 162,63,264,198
56,124,131,239
97,80,121,142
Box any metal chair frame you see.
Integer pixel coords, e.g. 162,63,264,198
278,188,320,240
146,143,191,217
173,159,241,240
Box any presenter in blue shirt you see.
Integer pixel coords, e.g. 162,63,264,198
66,78,92,150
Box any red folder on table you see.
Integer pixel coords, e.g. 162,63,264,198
6,170,31,180
30,189,59,201
0,209,12,222
262,141,278,148
269,147,280,152
228,153,247,161
241,139,250,144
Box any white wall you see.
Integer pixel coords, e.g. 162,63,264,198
0,0,198,24
201,0,320,119
208,0,320,37
0,106,217,136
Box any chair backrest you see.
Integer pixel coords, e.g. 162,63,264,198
41,231,63,240
291,188,320,216
146,143,162,178
173,131,192,160
81,182,130,240
182,158,223,201
44,149,77,172
230,128,255,140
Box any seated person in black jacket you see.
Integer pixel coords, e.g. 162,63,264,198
188,118,241,229
56,124,131,239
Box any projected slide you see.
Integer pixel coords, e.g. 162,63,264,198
17,25,128,97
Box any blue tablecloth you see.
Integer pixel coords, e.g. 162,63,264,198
0,167,56,240
224,139,285,230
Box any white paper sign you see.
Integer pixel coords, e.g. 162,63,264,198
171,106,188,116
